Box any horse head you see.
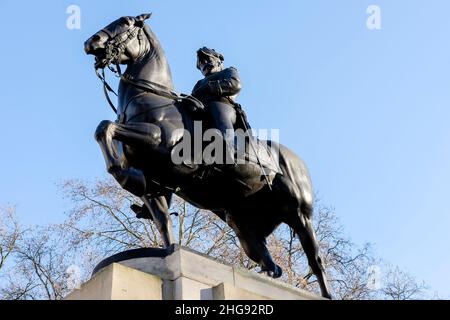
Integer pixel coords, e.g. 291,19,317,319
85,13,174,94
84,13,152,69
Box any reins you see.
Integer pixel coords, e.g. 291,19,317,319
95,67,118,114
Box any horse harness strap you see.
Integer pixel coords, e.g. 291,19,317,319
95,68,118,114
120,73,181,101
118,74,193,123
97,64,207,124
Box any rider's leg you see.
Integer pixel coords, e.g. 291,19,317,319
207,102,237,164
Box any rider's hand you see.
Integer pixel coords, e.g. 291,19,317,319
207,80,223,96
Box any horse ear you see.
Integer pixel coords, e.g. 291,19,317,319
135,13,152,21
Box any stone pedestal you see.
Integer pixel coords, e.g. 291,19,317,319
65,246,323,300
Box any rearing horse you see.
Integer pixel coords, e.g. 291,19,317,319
84,13,332,298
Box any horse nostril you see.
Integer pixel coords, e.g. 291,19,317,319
84,34,105,54
84,42,91,54
84,40,94,54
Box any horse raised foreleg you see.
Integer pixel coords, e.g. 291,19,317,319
95,120,122,171
111,121,163,151
95,120,146,197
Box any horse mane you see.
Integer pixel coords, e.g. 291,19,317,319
143,24,163,60
139,23,174,89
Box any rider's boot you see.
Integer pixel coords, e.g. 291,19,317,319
131,202,179,220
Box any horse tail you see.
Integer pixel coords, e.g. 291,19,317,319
277,143,314,217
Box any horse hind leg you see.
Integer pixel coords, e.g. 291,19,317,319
228,216,282,278
289,204,333,299
95,120,146,197
240,234,282,278
141,194,175,248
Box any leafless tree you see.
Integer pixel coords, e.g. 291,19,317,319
380,265,427,300
0,225,75,300
0,206,22,272
53,178,394,299
0,177,431,300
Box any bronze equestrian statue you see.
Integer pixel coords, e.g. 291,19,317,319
84,13,332,299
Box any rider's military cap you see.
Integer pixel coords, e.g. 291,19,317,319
196,47,224,69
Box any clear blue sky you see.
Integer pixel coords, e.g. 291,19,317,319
0,0,449,296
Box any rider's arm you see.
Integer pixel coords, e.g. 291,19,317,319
208,67,242,97
191,80,203,96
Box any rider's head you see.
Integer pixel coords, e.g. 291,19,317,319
196,47,224,76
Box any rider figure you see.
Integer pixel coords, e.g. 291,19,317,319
192,47,243,164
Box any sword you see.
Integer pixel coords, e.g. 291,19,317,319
234,104,273,191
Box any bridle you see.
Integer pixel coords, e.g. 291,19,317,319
93,24,145,114
95,25,144,69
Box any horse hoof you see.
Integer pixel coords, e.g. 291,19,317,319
324,293,333,300
272,265,283,278
262,264,283,279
